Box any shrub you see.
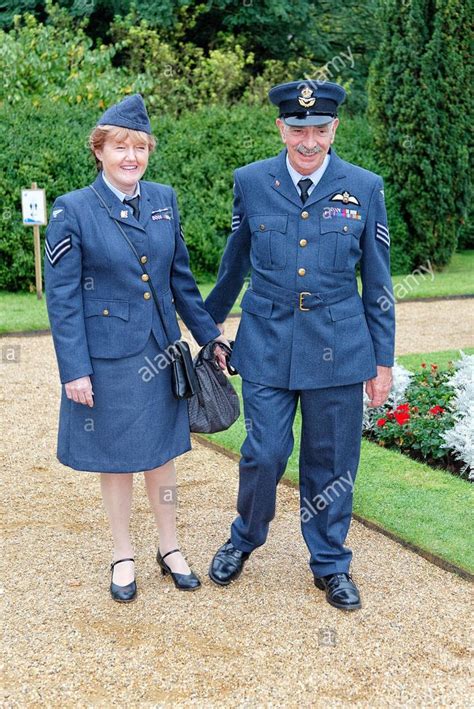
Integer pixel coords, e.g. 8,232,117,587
364,359,474,478
368,0,471,270
441,353,474,480
2,98,410,290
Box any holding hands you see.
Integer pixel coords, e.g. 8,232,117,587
213,326,231,371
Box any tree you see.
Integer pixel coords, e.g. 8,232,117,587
368,0,472,269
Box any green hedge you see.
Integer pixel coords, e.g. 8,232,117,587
1,101,411,291
368,0,471,269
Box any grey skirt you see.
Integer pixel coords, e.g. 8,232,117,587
57,333,191,473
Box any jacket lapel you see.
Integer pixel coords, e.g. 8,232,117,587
303,149,347,208
137,182,156,228
90,173,146,232
268,150,302,209
268,148,348,210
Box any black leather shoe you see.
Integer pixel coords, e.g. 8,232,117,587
110,557,137,603
209,540,250,586
314,572,361,611
156,549,201,591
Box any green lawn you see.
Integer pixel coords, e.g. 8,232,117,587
200,352,474,574
397,348,474,371
1,250,472,333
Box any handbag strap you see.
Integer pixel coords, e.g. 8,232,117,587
89,185,174,346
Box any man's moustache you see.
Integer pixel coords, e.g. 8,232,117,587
296,145,323,156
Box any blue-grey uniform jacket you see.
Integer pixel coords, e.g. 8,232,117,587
205,148,395,389
45,173,220,384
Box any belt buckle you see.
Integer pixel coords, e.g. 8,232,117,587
299,291,311,311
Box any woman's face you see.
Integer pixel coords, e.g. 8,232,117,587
95,133,149,194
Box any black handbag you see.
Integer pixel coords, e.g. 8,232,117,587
89,186,201,400
170,340,201,399
188,341,240,433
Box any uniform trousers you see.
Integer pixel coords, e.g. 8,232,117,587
231,379,364,577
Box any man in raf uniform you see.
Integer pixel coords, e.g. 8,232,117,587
204,80,395,610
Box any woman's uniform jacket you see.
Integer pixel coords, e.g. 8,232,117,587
45,173,220,385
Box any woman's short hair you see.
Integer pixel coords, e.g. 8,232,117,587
89,125,157,170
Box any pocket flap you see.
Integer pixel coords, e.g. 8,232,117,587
248,214,288,234
320,218,363,236
329,296,365,321
84,298,130,321
240,289,273,318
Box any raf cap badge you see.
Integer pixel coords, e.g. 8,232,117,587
330,190,361,206
298,86,316,108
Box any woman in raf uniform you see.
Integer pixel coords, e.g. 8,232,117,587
45,94,228,602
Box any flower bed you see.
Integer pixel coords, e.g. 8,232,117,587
363,353,474,480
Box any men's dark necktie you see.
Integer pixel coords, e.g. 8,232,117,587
298,178,313,205
124,195,140,220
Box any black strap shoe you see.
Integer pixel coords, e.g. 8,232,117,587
110,558,137,603
314,572,361,611
156,548,201,591
209,540,250,586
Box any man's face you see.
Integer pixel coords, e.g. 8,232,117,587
276,118,339,175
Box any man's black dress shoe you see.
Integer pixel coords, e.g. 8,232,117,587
314,572,361,611
110,557,137,603
156,549,201,591
209,540,250,586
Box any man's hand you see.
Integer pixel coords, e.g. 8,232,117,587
365,366,392,408
65,375,94,407
213,333,231,370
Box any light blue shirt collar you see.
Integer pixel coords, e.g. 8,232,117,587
101,171,141,202
286,152,330,197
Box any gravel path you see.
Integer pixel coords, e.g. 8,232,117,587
1,300,473,706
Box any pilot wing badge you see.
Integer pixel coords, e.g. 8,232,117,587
330,190,361,206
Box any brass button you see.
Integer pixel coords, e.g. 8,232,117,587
102,308,109,316
144,292,151,300
298,268,306,276
299,239,308,247
259,224,265,231
301,211,309,219
140,255,148,264
343,225,349,232
141,273,149,282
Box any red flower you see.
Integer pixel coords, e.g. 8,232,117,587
421,362,426,368
431,364,438,372
377,418,387,427
429,405,444,415
412,406,419,413
396,403,410,413
386,410,395,419
394,411,410,425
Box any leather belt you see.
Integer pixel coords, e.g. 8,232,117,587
251,274,358,311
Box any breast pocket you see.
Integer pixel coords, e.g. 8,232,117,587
319,218,363,272
84,298,130,321
248,214,288,270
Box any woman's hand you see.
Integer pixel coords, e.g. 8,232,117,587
65,375,94,407
213,334,232,371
